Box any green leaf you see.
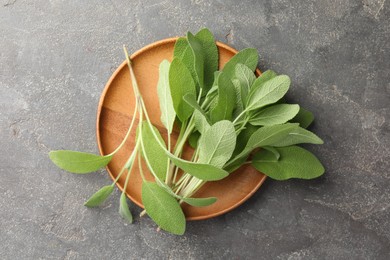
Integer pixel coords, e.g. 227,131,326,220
222,48,258,76
182,197,217,207
232,79,244,117
291,107,314,128
249,104,300,126
187,32,205,90
245,123,299,151
262,146,280,161
173,37,197,89
248,70,277,96
119,193,133,223
232,124,259,157
246,75,290,111
234,63,256,105
168,154,229,181
188,131,201,149
49,150,112,174
252,146,325,180
183,93,211,134
198,120,236,168
272,127,324,147
195,28,218,90
209,71,236,123
142,181,186,235
169,58,196,122
140,122,168,181
84,185,114,207
157,60,176,134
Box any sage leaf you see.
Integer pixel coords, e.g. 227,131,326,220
222,48,258,76
142,181,186,235
234,63,256,105
262,146,280,161
183,93,211,134
232,79,244,117
248,70,277,96
49,150,112,174
249,104,300,126
232,124,259,157
169,58,196,122
182,197,217,207
252,146,325,180
157,60,176,134
195,28,218,90
173,37,197,89
183,93,209,121
140,121,168,181
272,127,324,147
119,193,133,223
246,75,290,111
291,107,314,128
209,71,236,123
198,120,236,168
187,32,205,90
84,185,114,207
168,155,229,181
188,131,201,149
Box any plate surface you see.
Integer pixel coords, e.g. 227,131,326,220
96,38,266,220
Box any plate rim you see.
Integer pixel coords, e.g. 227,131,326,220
96,37,267,221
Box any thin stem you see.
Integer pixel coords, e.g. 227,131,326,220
233,109,248,124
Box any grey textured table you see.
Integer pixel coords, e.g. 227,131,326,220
1,0,389,259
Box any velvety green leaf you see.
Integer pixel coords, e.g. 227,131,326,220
195,28,218,90
140,121,168,181
262,146,280,161
248,70,277,96
84,185,114,207
187,32,204,90
169,154,229,181
119,193,133,223
183,94,209,121
182,196,217,207
188,131,201,149
169,58,196,121
49,150,112,174
183,93,211,134
173,37,197,89
272,127,324,147
232,124,259,157
222,48,258,76
291,107,314,128
234,63,256,105
252,146,325,180
249,104,300,126
209,71,236,123
246,75,290,111
232,79,244,117
142,181,186,235
157,60,176,134
198,120,236,168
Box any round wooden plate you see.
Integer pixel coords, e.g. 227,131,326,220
96,38,266,220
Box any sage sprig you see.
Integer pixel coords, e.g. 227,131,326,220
49,28,325,235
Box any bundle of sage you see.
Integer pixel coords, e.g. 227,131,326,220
50,28,324,235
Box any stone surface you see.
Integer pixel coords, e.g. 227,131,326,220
1,0,389,259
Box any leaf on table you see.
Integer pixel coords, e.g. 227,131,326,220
252,146,325,180
246,75,290,111
198,120,237,168
182,196,217,207
272,127,324,147
142,181,186,235
169,58,196,122
195,28,218,91
157,60,176,134
262,146,280,161
249,104,300,126
248,70,277,96
49,150,112,174
119,192,133,224
140,121,168,181
291,107,314,128
84,185,114,207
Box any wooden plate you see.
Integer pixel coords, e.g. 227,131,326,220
96,38,266,220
